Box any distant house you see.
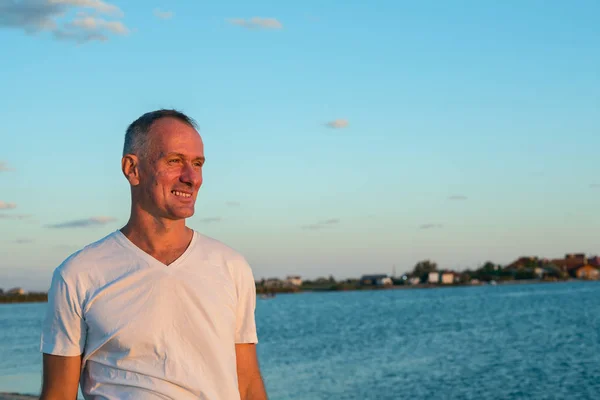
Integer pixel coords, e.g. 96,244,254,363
409,277,421,285
286,276,302,287
428,272,439,284
7,287,25,295
588,256,600,267
575,265,599,280
548,254,589,278
441,272,455,284
512,253,600,280
360,274,392,286
566,253,587,262
262,278,284,288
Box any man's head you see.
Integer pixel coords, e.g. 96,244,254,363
122,109,205,221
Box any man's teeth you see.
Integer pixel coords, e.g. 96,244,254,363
172,191,191,198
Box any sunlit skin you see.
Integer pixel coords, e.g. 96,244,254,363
120,117,205,265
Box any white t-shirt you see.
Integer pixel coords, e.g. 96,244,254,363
40,230,258,400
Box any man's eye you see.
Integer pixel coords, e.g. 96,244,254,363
194,162,203,168
168,159,180,164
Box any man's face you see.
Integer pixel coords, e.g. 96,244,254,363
136,118,205,220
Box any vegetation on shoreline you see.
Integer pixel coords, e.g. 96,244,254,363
255,277,565,295
0,292,48,304
256,255,597,295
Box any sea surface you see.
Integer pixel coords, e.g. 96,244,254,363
1,281,600,399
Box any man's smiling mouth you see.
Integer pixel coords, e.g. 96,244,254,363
172,190,192,198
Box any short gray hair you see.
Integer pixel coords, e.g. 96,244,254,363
123,109,198,159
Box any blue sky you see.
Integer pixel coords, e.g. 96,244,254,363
1,0,599,291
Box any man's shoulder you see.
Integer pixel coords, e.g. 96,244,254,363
193,231,249,266
55,230,122,279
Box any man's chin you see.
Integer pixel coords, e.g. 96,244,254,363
178,210,195,219
167,207,195,220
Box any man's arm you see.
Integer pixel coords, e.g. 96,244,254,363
39,353,82,400
236,343,268,400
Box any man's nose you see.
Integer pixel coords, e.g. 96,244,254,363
180,163,202,187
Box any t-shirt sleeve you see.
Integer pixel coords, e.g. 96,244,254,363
40,268,87,356
234,258,259,344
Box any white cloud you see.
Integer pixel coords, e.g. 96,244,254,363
0,162,13,172
225,201,240,207
228,17,283,30
0,202,17,210
325,119,349,129
153,8,174,20
46,216,116,228
0,0,129,43
69,16,128,34
448,195,468,200
49,0,123,17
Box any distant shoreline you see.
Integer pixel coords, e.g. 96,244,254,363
257,277,580,295
0,293,48,304
300,278,574,292
0,279,588,305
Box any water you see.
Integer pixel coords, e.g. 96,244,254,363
1,281,600,399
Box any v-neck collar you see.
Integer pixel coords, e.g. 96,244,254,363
113,229,198,269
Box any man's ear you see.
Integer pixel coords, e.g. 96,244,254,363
122,154,141,186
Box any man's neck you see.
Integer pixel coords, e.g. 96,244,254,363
120,213,192,255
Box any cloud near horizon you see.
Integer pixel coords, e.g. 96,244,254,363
227,17,283,30
419,223,443,229
0,214,31,220
590,184,600,189
225,201,241,207
0,202,17,209
448,195,468,200
14,238,34,244
153,8,174,20
302,218,340,231
0,0,129,43
325,119,349,129
46,216,116,228
198,217,222,223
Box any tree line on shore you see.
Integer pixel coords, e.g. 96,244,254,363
0,292,48,304
0,256,586,302
255,258,574,294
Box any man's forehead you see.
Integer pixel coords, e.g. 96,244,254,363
150,117,200,136
150,120,202,143
146,119,203,158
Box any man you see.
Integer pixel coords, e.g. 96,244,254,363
40,109,268,400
